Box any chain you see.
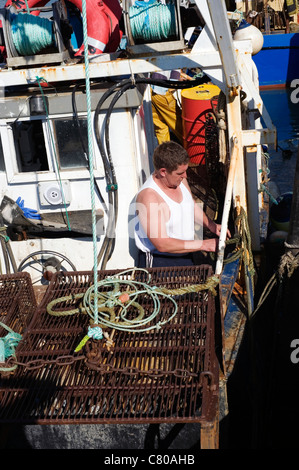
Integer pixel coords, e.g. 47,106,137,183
4,354,85,371
4,354,212,382
85,361,201,379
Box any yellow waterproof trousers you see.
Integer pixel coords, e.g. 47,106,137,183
151,89,183,145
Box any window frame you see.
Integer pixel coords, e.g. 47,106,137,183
0,112,104,184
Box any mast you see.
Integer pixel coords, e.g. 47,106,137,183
264,0,271,34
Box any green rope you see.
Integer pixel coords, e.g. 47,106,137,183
235,207,255,281
81,0,98,322
0,321,22,373
259,183,278,206
221,209,255,284
129,0,176,42
233,9,244,27
0,226,10,243
157,275,220,297
24,0,30,14
259,152,278,205
11,12,54,56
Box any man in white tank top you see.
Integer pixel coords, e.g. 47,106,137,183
134,141,229,268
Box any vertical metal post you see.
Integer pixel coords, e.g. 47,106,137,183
206,0,241,91
205,0,252,314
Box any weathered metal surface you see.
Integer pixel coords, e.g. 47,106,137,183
220,258,241,316
0,266,219,430
0,85,145,119
0,51,223,87
223,291,247,376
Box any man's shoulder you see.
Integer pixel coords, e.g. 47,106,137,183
137,187,162,204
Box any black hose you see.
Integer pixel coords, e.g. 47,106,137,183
71,83,108,213
98,82,136,268
0,215,17,273
94,83,129,268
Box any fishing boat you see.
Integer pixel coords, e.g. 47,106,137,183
0,0,276,449
233,0,299,87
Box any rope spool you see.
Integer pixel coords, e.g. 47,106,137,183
124,0,183,49
10,12,54,56
0,2,72,65
129,0,176,42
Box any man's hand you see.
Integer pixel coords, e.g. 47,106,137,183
211,221,231,239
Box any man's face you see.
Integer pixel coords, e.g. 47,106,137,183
161,163,189,188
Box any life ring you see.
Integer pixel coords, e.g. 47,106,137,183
3,0,123,57
70,0,123,57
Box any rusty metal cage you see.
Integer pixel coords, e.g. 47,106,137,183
0,272,37,338
0,266,219,428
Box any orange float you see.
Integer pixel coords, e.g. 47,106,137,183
181,84,220,165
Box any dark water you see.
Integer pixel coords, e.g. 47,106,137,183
261,88,299,196
261,88,299,142
228,88,299,449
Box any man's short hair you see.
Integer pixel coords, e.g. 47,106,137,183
153,141,189,172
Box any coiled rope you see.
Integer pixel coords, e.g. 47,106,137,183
46,268,219,350
10,12,54,56
222,207,255,282
129,0,176,42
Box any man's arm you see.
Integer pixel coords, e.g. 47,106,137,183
183,179,230,238
194,199,221,234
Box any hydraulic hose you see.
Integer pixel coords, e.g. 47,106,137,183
71,83,108,213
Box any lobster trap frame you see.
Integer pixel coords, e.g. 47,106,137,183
0,266,219,447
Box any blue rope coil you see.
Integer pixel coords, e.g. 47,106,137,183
129,0,176,42
10,12,54,56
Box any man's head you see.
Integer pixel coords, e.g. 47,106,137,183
153,141,189,173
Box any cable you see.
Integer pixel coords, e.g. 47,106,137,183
71,82,108,214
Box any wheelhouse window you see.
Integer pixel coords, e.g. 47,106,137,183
53,118,89,169
12,120,49,172
10,117,91,173
1,111,104,184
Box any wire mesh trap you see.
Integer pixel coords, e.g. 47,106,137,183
0,266,219,426
0,272,37,339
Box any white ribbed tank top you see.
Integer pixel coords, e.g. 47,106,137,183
134,174,195,254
